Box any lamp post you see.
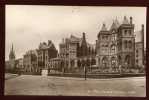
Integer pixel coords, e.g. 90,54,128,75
84,58,87,80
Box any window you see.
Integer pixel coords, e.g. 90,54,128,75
128,41,132,48
129,30,132,35
136,59,138,63
136,50,138,53
124,30,127,35
124,40,127,48
102,36,105,39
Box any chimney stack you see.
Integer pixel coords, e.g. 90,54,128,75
130,16,132,24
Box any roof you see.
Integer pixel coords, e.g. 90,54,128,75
122,16,129,24
70,34,81,42
100,23,108,32
110,19,120,30
39,40,56,50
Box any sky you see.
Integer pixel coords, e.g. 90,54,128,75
5,5,146,60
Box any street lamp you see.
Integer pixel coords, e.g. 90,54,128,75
83,58,87,80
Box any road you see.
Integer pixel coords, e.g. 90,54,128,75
5,74,146,97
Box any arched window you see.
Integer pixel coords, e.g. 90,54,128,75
124,30,127,35
111,44,115,53
129,30,132,35
71,60,75,67
86,59,90,66
125,55,130,65
77,60,81,68
118,56,121,65
128,41,132,48
111,57,116,65
102,56,108,68
124,40,127,48
91,58,96,65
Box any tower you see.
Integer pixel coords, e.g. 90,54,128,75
96,23,111,68
80,32,88,57
9,44,15,60
9,44,16,70
117,16,135,68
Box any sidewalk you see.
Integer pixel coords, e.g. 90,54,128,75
5,73,19,80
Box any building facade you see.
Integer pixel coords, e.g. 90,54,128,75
55,33,96,73
37,40,58,72
135,25,145,72
96,16,136,73
23,50,38,74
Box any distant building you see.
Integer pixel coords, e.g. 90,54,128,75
16,58,23,69
135,25,145,71
23,50,38,74
5,44,16,72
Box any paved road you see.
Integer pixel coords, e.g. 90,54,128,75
5,75,146,97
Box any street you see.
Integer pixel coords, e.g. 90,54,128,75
5,74,146,97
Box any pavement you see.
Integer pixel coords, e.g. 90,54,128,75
5,73,19,80
4,74,146,97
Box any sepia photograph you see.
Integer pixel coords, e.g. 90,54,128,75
5,5,146,97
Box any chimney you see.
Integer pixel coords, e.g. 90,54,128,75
83,32,86,39
62,38,65,43
130,16,132,24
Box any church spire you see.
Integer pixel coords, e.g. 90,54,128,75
9,43,15,60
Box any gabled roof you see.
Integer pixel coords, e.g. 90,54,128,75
122,16,129,24
100,23,108,32
70,34,81,42
110,18,120,30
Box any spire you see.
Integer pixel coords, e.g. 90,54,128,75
110,18,120,30
11,43,13,52
122,16,129,24
115,17,120,27
9,43,15,60
100,23,107,31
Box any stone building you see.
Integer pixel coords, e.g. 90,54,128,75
58,33,96,72
37,40,58,72
16,58,23,69
135,25,145,71
95,16,144,73
23,50,38,74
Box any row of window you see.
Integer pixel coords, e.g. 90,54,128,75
124,29,132,36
